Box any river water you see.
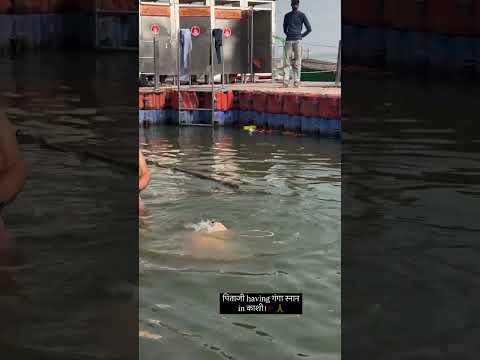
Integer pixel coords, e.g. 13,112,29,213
0,52,340,359
1,53,138,358
342,73,480,358
139,126,341,359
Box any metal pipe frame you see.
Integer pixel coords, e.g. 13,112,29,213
222,31,225,89
210,23,215,125
140,0,274,83
94,0,98,49
335,39,341,86
154,34,159,90
270,0,275,84
140,1,275,127
250,6,254,83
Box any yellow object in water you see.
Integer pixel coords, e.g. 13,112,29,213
243,125,256,132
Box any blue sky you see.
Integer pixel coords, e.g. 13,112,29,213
274,0,340,60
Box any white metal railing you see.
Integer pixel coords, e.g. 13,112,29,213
272,37,341,85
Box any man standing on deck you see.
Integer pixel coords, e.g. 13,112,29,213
283,0,312,88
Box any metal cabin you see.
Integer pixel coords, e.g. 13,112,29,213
139,0,276,86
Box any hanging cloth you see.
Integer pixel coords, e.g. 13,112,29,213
180,29,192,69
212,29,223,64
180,29,192,82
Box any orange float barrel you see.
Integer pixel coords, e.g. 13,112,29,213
224,90,234,111
143,93,156,110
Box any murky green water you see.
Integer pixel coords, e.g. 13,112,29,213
139,126,341,359
1,53,138,358
1,52,340,359
342,74,480,357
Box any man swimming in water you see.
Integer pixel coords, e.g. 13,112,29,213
0,112,26,251
184,220,233,259
139,150,150,216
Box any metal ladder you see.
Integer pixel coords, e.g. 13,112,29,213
176,28,226,127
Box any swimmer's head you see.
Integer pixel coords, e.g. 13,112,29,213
186,220,228,233
209,221,227,232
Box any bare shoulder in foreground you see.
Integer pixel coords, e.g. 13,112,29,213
139,150,150,192
0,112,26,206
0,112,26,255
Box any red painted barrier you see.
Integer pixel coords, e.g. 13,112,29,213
14,0,51,14
475,0,480,34
166,90,174,108
299,95,318,117
171,91,199,110
225,90,234,111
282,93,300,115
142,93,155,110
343,0,384,26
0,1,9,14
318,96,341,119
158,92,168,109
253,93,268,113
198,92,209,109
139,89,341,120
384,0,427,32
216,91,235,111
217,92,227,111
427,0,476,35
266,94,283,114
337,97,342,120
200,92,224,111
213,94,219,110
170,92,179,109
143,91,168,109
238,91,253,111
187,91,198,110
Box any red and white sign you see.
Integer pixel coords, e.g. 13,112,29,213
223,26,232,38
151,24,160,34
191,26,201,37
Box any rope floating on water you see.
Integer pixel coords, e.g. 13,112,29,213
41,138,137,172
17,131,244,190
18,131,137,172
148,159,241,191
